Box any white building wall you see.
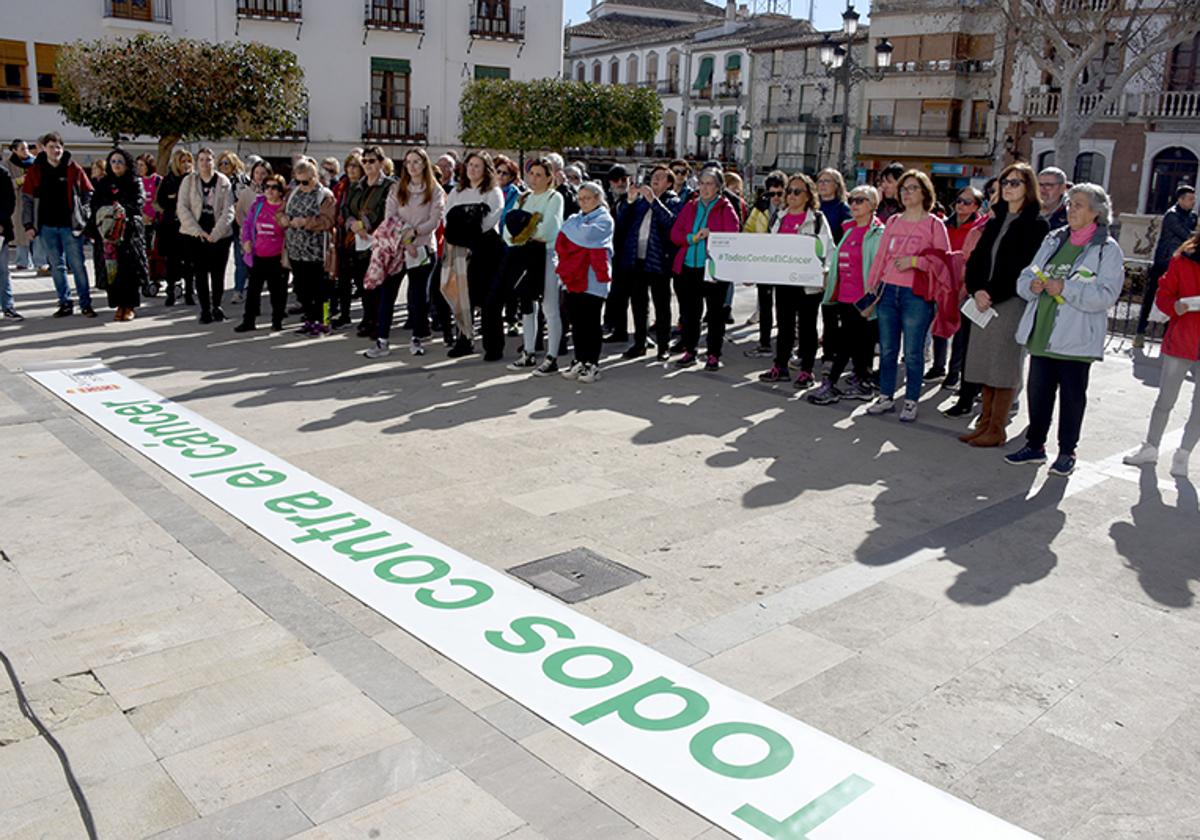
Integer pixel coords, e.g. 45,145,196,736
0,0,563,161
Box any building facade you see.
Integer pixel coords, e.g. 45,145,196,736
855,0,1009,202
0,0,564,162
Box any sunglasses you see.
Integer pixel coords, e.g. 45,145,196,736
498,170,514,178
295,179,312,186
849,196,870,205
672,169,688,177
767,189,783,197
786,187,807,196
955,197,978,205
1001,178,1024,188
363,157,380,164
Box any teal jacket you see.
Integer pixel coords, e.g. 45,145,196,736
822,220,883,319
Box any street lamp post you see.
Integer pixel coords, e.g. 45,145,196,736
819,2,893,177
709,124,722,161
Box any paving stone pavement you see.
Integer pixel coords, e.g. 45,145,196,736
1,271,1198,840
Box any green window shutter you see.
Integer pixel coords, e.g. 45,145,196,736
694,114,712,136
371,57,411,74
722,112,737,135
474,65,510,80
725,54,741,71
692,56,713,90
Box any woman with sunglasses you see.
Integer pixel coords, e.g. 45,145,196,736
810,185,883,404
743,170,787,359
236,174,289,332
959,163,1049,447
864,169,951,422
343,146,395,337
757,173,833,389
669,166,742,370
278,159,336,335
928,186,986,385
90,149,149,321
177,148,236,323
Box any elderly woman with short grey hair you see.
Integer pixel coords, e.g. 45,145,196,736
1005,183,1124,476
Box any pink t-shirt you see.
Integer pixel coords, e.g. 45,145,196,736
777,211,807,235
866,215,951,290
837,223,869,303
246,199,286,258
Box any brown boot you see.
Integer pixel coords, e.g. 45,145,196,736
960,386,994,443
970,387,1014,447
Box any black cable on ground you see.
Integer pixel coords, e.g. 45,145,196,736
0,648,99,840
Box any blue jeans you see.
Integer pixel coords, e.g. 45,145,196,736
39,226,91,308
13,241,34,269
0,241,13,310
877,283,935,401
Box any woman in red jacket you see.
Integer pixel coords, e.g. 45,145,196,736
1124,229,1200,477
669,167,741,370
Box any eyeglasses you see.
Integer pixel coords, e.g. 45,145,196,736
498,170,514,178
295,179,311,186
363,157,380,164
816,177,836,185
900,184,922,194
1037,181,1060,189
955,197,978,205
848,196,870,205
1001,178,1024,189
786,187,807,196
323,168,337,176
767,190,783,197
672,169,688,177
110,159,126,167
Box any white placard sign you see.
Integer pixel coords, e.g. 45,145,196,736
706,233,826,288
27,364,1036,840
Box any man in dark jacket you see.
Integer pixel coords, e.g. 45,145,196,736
612,163,682,359
1135,184,1198,347
1037,166,1069,230
21,132,94,317
0,164,22,319
604,163,633,341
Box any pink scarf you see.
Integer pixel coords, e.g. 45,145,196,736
1069,222,1097,246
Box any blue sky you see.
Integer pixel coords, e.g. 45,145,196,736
561,0,861,33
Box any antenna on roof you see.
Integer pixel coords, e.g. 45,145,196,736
751,0,794,16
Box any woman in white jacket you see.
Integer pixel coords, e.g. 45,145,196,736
177,148,235,323
441,150,504,358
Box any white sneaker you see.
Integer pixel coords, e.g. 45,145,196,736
1171,448,1191,478
506,350,536,371
364,338,391,359
410,338,425,356
561,360,583,380
1122,443,1158,466
578,363,600,383
532,356,558,377
898,399,919,423
866,396,896,415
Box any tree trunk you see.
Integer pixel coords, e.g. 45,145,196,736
1052,122,1082,183
156,135,181,177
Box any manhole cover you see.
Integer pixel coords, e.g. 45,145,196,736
508,547,647,603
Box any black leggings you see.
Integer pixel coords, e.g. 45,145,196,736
243,254,287,326
292,260,326,323
567,291,604,365
675,267,730,357
377,259,438,341
192,237,231,313
827,302,874,381
774,287,822,371
1026,355,1091,454
756,285,774,348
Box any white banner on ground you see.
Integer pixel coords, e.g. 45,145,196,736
706,233,826,288
28,364,1036,840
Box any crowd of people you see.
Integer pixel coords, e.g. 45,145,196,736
3,132,1199,478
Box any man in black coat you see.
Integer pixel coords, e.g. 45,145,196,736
0,164,22,319
1135,184,1198,347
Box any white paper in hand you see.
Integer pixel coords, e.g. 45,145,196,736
1179,295,1200,313
961,297,999,329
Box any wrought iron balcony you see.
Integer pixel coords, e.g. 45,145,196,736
365,0,424,31
362,103,429,143
656,79,680,95
104,0,172,23
469,3,525,42
237,0,301,21
716,81,743,100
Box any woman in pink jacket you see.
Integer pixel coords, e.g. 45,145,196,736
235,174,289,332
669,167,741,371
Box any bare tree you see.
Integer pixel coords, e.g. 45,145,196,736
1000,0,1200,175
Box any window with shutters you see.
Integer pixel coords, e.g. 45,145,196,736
371,57,410,134
627,54,638,85
1,40,28,102
592,61,601,84
894,99,921,134
1167,33,1200,91
646,52,658,84
969,100,988,138
35,43,59,104
868,99,894,133
474,65,509,80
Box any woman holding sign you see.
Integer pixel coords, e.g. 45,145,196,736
958,163,1048,447
757,173,833,389
669,167,741,371
864,170,951,422
1004,184,1124,476
1123,229,1200,477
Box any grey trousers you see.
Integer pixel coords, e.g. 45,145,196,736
1147,354,1200,452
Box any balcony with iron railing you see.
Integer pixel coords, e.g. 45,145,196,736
362,103,429,143
882,58,994,76
103,0,172,24
365,0,424,31
656,79,681,95
237,0,301,21
716,81,743,101
267,111,309,141
1024,89,1200,120
469,4,525,42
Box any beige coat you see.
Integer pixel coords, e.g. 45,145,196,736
177,171,236,241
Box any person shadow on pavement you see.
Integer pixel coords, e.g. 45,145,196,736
1109,469,1199,609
